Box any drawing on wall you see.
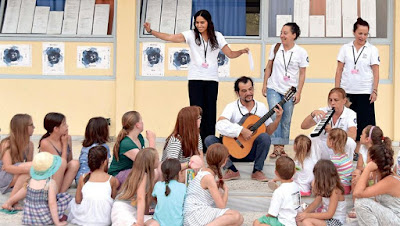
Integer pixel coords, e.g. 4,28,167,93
77,46,111,69
142,42,165,76
43,43,65,75
217,50,230,77
0,45,32,67
168,47,190,70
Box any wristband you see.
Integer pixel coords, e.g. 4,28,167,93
310,111,315,118
149,29,153,34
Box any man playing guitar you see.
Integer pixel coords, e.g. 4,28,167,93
204,76,283,182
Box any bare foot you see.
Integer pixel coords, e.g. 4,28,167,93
12,203,23,211
1,202,13,210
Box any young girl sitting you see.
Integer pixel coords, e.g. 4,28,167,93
184,143,243,226
0,114,34,203
76,117,110,182
39,112,80,192
68,146,119,225
293,135,315,196
327,128,354,194
111,147,159,225
108,111,156,185
146,158,186,226
296,159,346,226
3,152,72,225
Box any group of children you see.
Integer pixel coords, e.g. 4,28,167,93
0,110,399,226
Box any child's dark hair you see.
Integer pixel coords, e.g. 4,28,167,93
369,143,394,179
82,117,109,147
294,135,311,167
284,22,301,40
363,125,391,148
84,146,108,183
328,128,347,154
161,158,181,196
276,156,295,180
353,17,370,32
39,112,65,148
206,143,229,189
313,160,344,197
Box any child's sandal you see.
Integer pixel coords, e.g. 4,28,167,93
348,208,357,218
269,149,280,159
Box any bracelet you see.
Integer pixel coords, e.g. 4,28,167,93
310,111,315,118
186,161,190,169
149,29,153,34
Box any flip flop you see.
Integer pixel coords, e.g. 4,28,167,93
0,208,21,215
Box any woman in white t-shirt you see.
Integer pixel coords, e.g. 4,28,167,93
262,22,309,158
301,88,357,162
144,10,248,152
335,18,380,157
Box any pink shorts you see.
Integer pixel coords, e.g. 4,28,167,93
344,185,351,195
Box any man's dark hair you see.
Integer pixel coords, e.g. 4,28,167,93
234,76,254,92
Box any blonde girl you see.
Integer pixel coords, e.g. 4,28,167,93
296,160,346,226
293,135,315,196
0,114,34,210
39,112,79,193
327,128,354,195
108,111,156,186
184,143,243,226
111,147,159,226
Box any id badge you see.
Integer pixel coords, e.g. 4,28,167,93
351,69,359,74
201,62,209,68
283,75,290,82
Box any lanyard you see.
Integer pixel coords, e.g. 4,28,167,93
352,46,366,69
282,50,293,77
201,35,209,63
237,99,257,116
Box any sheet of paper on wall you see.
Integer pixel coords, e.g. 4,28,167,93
276,15,292,36
47,11,63,34
144,0,162,35
32,6,50,34
0,44,32,67
16,0,36,33
218,51,230,78
92,4,110,35
159,0,177,33
142,42,165,76
342,0,357,37
62,0,81,35
309,16,325,37
326,0,341,37
175,0,192,34
294,0,309,37
168,47,190,71
360,0,376,37
77,0,95,35
2,0,22,33
42,42,65,75
77,46,111,69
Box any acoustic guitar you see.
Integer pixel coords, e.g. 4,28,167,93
222,87,297,159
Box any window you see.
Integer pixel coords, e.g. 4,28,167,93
0,0,114,36
140,0,260,37
268,0,387,38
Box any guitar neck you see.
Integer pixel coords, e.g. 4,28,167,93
251,99,287,131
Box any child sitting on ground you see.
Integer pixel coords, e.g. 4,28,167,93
147,158,186,226
293,135,315,196
254,156,301,226
68,146,119,225
327,128,354,194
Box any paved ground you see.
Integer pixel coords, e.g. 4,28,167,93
1,139,398,225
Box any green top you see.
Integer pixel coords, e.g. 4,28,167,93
108,134,145,176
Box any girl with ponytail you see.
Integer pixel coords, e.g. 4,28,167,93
354,142,400,225
68,146,119,225
183,143,243,226
108,111,156,186
147,158,186,226
39,112,79,193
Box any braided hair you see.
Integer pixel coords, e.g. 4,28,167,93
369,143,394,179
161,158,181,196
83,145,108,183
206,143,229,189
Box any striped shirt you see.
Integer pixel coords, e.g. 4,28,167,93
331,154,353,186
161,135,202,163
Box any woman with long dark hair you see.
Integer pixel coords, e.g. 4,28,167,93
144,10,248,151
